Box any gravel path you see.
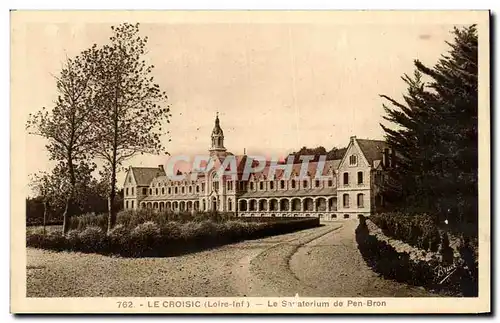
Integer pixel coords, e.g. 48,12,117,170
27,220,439,297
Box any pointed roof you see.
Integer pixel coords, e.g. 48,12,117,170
356,139,389,164
130,167,165,186
212,112,224,136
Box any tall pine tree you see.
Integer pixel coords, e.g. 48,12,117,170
380,25,478,232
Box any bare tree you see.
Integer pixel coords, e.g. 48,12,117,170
92,23,171,232
26,47,100,233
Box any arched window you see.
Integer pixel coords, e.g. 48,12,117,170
125,200,129,209
155,188,158,195
196,185,200,193
162,188,165,195
228,199,232,211
149,188,152,195
357,193,364,208
343,172,349,185
269,181,274,190
126,188,129,196
131,187,134,195
357,171,364,184
259,182,264,190
131,201,134,209
343,193,350,208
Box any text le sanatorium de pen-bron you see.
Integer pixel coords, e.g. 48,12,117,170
131,299,387,309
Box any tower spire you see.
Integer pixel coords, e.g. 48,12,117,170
209,112,226,156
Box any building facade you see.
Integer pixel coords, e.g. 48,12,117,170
123,115,392,220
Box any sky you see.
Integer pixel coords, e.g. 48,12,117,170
16,16,456,187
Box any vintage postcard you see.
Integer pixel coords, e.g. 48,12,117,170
10,10,490,314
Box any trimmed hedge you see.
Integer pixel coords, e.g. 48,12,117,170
356,215,478,297
27,216,319,257
370,212,442,252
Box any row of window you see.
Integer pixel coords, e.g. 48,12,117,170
343,171,364,186
342,193,364,208
246,178,335,191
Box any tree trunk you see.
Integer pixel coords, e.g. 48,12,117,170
62,158,76,234
43,200,48,236
107,152,118,233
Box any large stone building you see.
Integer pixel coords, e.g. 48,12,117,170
123,115,393,220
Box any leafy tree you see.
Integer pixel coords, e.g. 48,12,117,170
380,25,478,231
26,48,101,233
91,23,171,232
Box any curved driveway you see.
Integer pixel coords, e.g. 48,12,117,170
27,220,437,297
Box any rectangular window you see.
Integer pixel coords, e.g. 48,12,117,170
270,181,274,190
259,182,264,190
315,180,320,188
149,188,152,195
142,188,147,195
291,180,296,189
250,182,254,190
168,187,171,194
328,179,333,187
343,194,350,208
125,188,129,196
280,180,285,189
131,187,134,195
358,171,363,184
303,180,308,188
125,200,129,209
357,194,364,208
343,173,349,185
131,201,134,209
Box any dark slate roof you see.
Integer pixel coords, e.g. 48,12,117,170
239,187,337,199
131,167,165,186
356,139,389,165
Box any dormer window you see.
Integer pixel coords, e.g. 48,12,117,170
349,155,357,166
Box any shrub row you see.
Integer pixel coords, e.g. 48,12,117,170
356,215,478,297
370,212,442,252
27,217,320,257
67,210,238,232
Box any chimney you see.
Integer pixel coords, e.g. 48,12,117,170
383,148,390,167
158,164,164,172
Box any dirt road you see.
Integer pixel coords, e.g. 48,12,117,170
26,220,437,297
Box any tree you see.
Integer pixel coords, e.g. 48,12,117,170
26,47,101,233
29,172,58,234
380,25,478,231
91,23,171,232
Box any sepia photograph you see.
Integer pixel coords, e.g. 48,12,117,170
10,10,490,314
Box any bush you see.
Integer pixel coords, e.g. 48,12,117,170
129,222,161,256
78,226,106,252
27,215,319,258
371,212,442,252
356,215,477,296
